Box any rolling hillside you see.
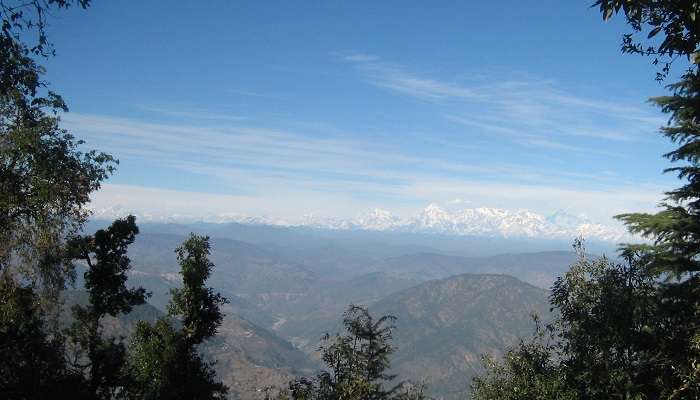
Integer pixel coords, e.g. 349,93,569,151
60,291,317,400
295,274,552,399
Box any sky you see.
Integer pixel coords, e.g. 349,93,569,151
42,1,682,226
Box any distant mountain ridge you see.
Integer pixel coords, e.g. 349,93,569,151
368,250,580,289
90,203,628,242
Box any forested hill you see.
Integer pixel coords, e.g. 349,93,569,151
60,290,317,399
372,274,550,398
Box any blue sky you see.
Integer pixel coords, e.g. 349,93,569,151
44,1,680,224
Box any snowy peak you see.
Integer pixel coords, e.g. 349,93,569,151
413,204,456,232
406,206,549,238
354,208,402,230
355,206,627,242
89,204,629,242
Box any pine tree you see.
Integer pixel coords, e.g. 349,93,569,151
472,3,700,398
596,1,700,397
287,305,425,400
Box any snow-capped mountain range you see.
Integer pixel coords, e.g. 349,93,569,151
90,204,631,242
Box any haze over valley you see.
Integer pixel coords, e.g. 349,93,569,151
75,219,587,398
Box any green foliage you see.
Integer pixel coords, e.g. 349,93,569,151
599,3,700,279
669,332,700,398
71,216,149,318
0,110,115,288
286,305,425,400
1,1,91,58
0,0,92,117
471,241,670,400
594,0,700,80
472,2,700,396
597,1,700,397
0,0,114,296
615,70,700,276
126,234,228,400
1,0,90,107
471,317,574,400
1,3,232,400
0,2,125,399
326,305,396,387
169,234,227,347
0,273,90,400
128,318,227,400
551,242,666,399
66,216,149,398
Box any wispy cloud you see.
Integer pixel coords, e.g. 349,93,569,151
521,138,613,155
342,54,664,150
88,134,662,224
445,115,624,157
342,54,478,101
67,110,667,224
65,112,632,190
137,105,247,122
444,115,530,138
67,55,672,226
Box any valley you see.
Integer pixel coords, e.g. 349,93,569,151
92,221,581,399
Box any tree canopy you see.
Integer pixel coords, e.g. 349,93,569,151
472,2,700,399
0,3,230,399
0,0,114,296
127,234,228,400
281,305,425,400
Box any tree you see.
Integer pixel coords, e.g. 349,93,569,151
0,110,115,292
0,272,90,400
471,241,665,400
592,3,700,271
1,1,113,296
66,216,149,398
285,305,425,400
304,305,396,400
1,3,234,400
595,1,700,397
471,316,574,400
472,3,700,398
0,2,122,399
550,242,663,399
126,234,228,400
593,0,699,81
168,235,227,347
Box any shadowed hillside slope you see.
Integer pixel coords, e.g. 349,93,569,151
371,274,551,399
60,291,316,400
